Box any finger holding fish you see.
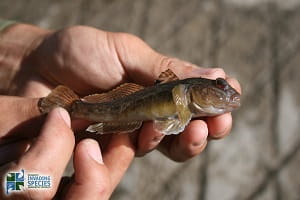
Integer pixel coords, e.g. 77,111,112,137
169,63,241,141
204,76,241,139
135,122,165,156
134,65,241,158
155,56,226,81
157,120,209,162
32,28,241,162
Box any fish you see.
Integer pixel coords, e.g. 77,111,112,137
38,69,241,135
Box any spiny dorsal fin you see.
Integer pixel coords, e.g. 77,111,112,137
38,85,79,113
155,69,179,84
83,83,144,103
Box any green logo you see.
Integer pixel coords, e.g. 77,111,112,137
6,169,25,194
4,169,51,195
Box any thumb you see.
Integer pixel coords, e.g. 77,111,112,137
110,32,226,85
65,139,111,200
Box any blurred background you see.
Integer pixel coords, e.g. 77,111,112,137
1,0,300,199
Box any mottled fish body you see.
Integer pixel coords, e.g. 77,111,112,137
39,69,240,135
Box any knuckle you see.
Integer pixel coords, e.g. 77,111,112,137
62,25,90,35
93,182,111,197
169,142,199,163
159,56,179,71
184,145,205,160
113,32,144,45
199,67,226,80
209,126,232,140
210,67,226,78
97,186,109,196
179,142,208,162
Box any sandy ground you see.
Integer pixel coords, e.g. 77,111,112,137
1,0,300,199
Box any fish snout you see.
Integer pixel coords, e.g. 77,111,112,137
229,94,241,108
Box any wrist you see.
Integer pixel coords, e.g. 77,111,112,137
0,23,51,93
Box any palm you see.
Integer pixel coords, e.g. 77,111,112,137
18,27,130,97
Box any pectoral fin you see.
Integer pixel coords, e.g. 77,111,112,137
154,117,186,135
86,121,142,134
172,84,192,130
154,84,192,135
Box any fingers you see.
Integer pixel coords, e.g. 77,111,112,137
102,134,135,189
136,122,165,156
110,32,241,89
110,32,242,161
206,113,232,139
204,76,241,139
167,120,208,161
111,32,227,84
0,139,31,165
0,96,42,139
127,58,239,157
137,115,228,161
156,120,208,162
226,76,242,94
64,139,111,200
2,108,75,199
64,134,134,200
65,135,135,200
137,120,209,161
154,57,227,80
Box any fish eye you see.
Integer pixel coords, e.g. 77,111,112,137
215,78,228,90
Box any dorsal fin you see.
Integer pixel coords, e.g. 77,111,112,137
83,83,144,103
155,69,179,84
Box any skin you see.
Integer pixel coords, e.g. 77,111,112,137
0,24,241,199
0,107,128,199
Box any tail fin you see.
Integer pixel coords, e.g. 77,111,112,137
38,85,79,114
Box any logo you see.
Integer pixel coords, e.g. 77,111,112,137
5,169,51,195
6,169,25,194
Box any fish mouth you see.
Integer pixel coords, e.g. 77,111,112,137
229,94,241,108
191,102,226,116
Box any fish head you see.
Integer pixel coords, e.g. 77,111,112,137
189,78,241,116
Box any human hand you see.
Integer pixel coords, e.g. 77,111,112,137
0,107,133,200
2,24,241,161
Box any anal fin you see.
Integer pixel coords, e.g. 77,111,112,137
86,121,142,134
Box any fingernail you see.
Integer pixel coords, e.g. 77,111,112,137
192,138,206,147
85,139,103,164
57,107,71,127
212,130,227,139
216,121,231,138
